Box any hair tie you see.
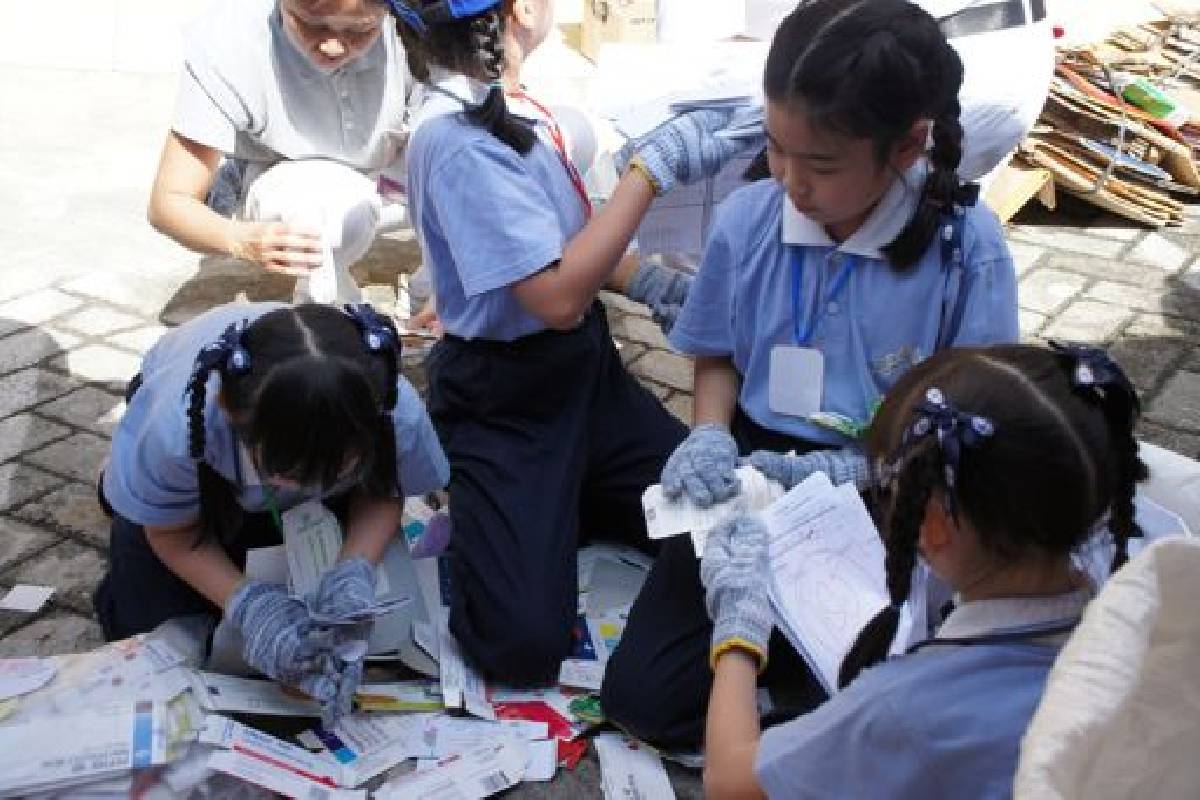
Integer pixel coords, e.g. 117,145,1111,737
192,321,251,380
1049,341,1139,411
897,386,995,516
344,303,401,356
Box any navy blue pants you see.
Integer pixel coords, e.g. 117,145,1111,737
93,510,281,642
600,408,830,750
426,303,687,685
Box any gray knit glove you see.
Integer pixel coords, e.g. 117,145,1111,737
627,261,694,336
623,109,745,196
662,424,741,508
226,580,338,703
700,516,774,670
744,448,872,491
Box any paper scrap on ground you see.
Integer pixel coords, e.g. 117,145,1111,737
595,733,676,800
0,657,57,701
320,713,429,787
760,474,903,694
643,466,785,554
438,620,493,719
355,681,444,713
190,671,320,717
558,617,608,692
0,700,170,796
201,715,346,788
375,740,528,800
0,584,54,613
524,738,558,783
207,750,366,799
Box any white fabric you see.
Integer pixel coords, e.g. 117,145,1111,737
1015,538,1200,799
937,587,1093,641
1137,441,1200,536
242,160,382,305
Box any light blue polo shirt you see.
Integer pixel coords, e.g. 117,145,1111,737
755,588,1090,798
404,75,590,341
103,303,449,528
669,166,1018,446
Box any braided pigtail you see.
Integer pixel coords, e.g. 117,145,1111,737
464,11,534,154
883,100,967,269
839,446,939,688
186,323,252,547
1048,341,1148,572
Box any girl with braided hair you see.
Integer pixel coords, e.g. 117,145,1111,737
697,343,1145,798
602,0,1020,748
384,0,750,684
94,302,448,723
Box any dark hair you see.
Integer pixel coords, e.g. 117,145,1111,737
838,344,1147,688
394,3,535,154
764,0,966,269
186,304,401,545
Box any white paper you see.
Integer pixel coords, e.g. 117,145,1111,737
200,715,346,787
0,701,170,795
438,621,494,720
207,750,366,799
190,671,321,717
326,713,430,787
761,475,892,693
643,466,785,553
594,733,675,800
282,501,344,596
558,618,609,692
245,545,290,587
524,738,558,783
0,584,54,613
374,740,528,800
355,681,443,713
410,717,549,760
0,657,57,701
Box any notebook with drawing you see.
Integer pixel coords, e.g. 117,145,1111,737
759,473,911,694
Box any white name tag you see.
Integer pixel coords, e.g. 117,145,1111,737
769,345,824,418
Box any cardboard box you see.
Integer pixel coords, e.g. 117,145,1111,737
580,0,658,61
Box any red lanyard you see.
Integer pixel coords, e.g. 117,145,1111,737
507,89,594,219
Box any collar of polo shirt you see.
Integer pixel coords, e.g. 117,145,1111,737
780,160,931,260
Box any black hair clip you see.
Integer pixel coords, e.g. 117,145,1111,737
344,303,401,356
193,321,251,378
1049,341,1140,413
902,387,995,516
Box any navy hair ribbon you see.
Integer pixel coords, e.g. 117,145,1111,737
192,321,251,379
899,387,995,516
1049,340,1140,414
344,303,401,357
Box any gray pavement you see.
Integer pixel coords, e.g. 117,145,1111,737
2,23,1199,797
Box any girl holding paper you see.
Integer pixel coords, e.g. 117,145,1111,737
603,0,1018,748
385,0,751,686
698,342,1145,798
94,302,449,723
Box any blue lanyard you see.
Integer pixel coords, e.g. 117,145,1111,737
790,248,857,346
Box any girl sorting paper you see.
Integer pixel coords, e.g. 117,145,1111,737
699,343,1145,798
95,302,448,721
388,0,747,684
603,0,1018,747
